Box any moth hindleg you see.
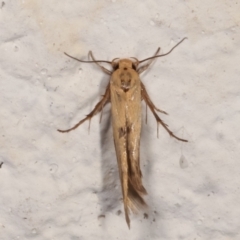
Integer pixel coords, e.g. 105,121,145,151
58,84,110,133
141,83,187,142
141,82,167,114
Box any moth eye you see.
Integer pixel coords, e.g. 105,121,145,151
114,64,119,70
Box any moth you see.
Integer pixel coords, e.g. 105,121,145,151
58,38,188,228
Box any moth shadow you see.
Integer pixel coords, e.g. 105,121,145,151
98,107,122,216
139,108,167,235
140,105,155,196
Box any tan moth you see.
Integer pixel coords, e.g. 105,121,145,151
58,38,188,228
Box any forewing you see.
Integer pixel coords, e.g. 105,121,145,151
110,71,146,227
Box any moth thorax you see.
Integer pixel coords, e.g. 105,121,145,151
117,60,134,92
119,71,132,92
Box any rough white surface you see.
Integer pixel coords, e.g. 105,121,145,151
1,0,240,239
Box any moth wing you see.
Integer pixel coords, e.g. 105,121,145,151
110,82,130,226
110,72,146,227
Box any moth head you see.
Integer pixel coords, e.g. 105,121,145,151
111,58,139,71
111,59,139,92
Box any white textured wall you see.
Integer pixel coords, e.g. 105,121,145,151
1,0,240,239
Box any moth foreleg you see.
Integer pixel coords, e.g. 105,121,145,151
142,84,187,142
58,84,110,133
137,47,161,74
89,51,112,75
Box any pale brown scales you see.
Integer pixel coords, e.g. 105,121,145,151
57,38,188,228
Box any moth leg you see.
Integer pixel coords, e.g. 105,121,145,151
89,51,112,75
141,82,167,114
142,84,187,142
137,47,161,74
58,84,110,133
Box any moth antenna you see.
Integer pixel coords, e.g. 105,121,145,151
137,47,161,74
112,57,120,62
64,52,112,64
89,51,112,74
129,57,138,61
139,37,187,63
